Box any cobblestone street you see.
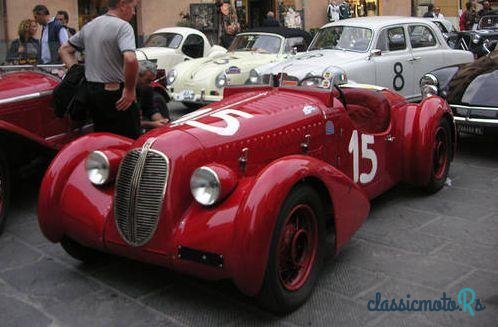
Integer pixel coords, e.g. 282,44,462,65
1,127,497,326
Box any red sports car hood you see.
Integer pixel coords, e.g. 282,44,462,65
167,88,327,149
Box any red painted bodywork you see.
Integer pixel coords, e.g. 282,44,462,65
38,84,454,296
0,70,88,150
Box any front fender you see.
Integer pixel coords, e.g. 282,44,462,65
37,133,133,242
402,96,455,186
231,155,370,296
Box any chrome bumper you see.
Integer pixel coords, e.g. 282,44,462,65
454,116,498,125
451,104,498,126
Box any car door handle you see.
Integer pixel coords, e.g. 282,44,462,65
408,56,422,62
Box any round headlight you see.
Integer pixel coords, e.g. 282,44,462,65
420,74,439,98
215,72,227,89
249,69,259,84
166,69,177,85
86,151,110,185
190,167,220,206
420,74,438,88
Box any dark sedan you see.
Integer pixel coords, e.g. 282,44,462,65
455,13,498,58
420,46,498,136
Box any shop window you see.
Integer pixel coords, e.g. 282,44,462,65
78,0,106,27
348,0,378,18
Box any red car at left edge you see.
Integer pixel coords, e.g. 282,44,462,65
0,67,89,233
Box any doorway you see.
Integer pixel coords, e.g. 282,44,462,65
77,0,138,44
248,0,274,28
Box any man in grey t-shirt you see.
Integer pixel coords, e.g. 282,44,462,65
59,0,140,139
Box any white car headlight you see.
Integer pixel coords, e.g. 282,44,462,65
190,167,220,206
166,69,177,85
248,69,259,84
86,151,110,185
215,72,227,89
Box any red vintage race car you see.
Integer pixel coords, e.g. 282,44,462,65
38,73,455,313
0,65,89,233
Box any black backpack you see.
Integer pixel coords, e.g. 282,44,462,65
52,64,88,120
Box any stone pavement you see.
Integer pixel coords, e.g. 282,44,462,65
0,133,497,327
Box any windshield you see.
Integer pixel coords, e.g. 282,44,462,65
229,34,282,54
144,33,183,48
309,26,373,52
478,15,498,30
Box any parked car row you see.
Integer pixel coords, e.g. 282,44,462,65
157,17,473,105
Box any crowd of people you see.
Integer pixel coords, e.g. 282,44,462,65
459,1,494,31
5,5,74,65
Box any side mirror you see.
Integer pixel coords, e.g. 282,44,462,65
368,49,382,60
291,46,298,55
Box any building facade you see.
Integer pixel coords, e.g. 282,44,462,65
1,0,497,55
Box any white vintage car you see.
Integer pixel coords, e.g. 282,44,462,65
166,27,312,106
256,17,474,101
136,27,226,72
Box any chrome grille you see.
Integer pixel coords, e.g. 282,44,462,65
114,139,169,246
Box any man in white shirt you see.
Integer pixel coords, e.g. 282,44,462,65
327,0,341,22
33,4,68,64
434,7,445,19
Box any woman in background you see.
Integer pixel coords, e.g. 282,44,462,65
5,19,40,64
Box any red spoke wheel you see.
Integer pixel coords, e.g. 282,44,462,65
0,151,10,235
277,204,318,291
258,185,326,313
425,119,452,193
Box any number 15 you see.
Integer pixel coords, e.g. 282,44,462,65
348,130,378,184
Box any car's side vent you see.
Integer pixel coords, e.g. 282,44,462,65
114,140,169,247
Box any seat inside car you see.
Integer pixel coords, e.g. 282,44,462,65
340,88,391,134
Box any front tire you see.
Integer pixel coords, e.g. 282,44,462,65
258,185,326,313
424,119,451,193
61,237,107,263
0,151,10,235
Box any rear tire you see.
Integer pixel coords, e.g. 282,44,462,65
258,185,326,314
0,151,10,235
61,237,107,263
424,119,451,193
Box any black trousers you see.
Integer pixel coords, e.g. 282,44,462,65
86,82,140,139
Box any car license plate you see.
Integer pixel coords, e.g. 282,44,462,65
457,124,484,136
175,89,195,101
